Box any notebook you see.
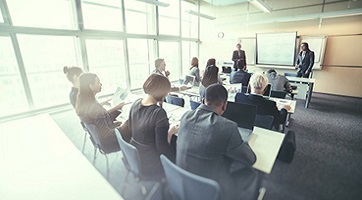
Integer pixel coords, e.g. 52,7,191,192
222,101,257,141
112,87,131,106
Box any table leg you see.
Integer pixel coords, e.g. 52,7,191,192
305,82,314,108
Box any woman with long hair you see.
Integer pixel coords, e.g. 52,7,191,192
127,74,178,179
76,73,127,153
63,66,83,108
199,65,220,99
187,57,200,86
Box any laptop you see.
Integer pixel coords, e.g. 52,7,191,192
247,83,272,97
183,75,195,86
222,101,257,141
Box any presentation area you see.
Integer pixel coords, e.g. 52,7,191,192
256,32,297,66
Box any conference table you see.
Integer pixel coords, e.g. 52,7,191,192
286,76,315,108
120,99,284,174
0,114,124,200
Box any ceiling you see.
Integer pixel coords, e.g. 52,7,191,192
202,0,248,6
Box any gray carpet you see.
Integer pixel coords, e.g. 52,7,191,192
50,93,362,200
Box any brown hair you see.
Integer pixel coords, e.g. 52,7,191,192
206,58,216,68
190,57,199,70
143,74,171,101
201,65,219,87
63,66,83,83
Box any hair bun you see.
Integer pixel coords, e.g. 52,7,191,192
63,66,69,74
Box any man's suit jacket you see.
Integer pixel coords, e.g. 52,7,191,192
232,50,246,69
296,50,315,74
177,104,256,200
230,69,251,86
235,93,286,127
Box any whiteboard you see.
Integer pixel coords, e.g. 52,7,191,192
239,37,256,65
300,36,327,70
256,32,297,66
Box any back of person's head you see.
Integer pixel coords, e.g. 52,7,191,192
206,58,216,67
76,73,97,116
201,65,219,87
143,74,171,101
191,57,198,68
249,73,269,94
155,58,164,69
267,69,277,78
63,66,83,83
205,84,228,114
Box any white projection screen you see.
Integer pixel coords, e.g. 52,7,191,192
256,32,297,66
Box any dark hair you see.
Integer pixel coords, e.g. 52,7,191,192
205,84,227,106
301,42,309,51
267,69,276,74
190,57,199,70
63,66,83,83
143,74,171,101
76,73,97,117
201,65,219,87
206,58,216,68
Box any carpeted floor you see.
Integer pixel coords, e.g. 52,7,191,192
51,93,362,200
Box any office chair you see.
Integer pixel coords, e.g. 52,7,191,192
271,91,288,99
83,123,120,179
254,115,274,130
190,100,201,110
166,95,185,107
115,129,161,200
160,155,220,200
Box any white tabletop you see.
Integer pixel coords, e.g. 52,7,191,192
286,76,315,83
0,114,123,200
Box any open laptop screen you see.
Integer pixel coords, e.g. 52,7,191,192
222,101,257,130
183,75,195,86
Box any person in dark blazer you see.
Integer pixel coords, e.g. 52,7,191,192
235,73,290,130
229,65,251,86
295,42,315,78
177,84,259,200
232,43,246,71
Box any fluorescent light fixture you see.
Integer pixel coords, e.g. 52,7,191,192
135,0,169,7
320,8,362,19
248,0,272,13
185,10,216,20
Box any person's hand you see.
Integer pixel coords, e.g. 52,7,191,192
113,120,122,126
114,102,125,110
165,70,170,77
180,86,189,91
295,65,299,69
168,125,179,144
283,105,291,111
305,70,309,75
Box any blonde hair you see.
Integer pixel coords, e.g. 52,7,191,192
154,58,164,69
249,73,268,94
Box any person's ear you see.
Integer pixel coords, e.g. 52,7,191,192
202,98,205,104
222,101,228,112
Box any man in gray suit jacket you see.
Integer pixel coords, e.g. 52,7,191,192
176,84,260,200
295,42,315,78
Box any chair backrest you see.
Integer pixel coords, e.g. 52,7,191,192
166,95,185,107
83,123,103,151
160,155,220,200
254,115,274,130
190,100,201,110
222,101,257,130
241,85,248,94
115,129,143,176
271,90,287,99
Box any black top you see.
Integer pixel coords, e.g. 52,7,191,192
128,99,175,178
69,87,78,108
230,70,251,86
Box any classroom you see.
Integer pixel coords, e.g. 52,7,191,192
1,0,362,200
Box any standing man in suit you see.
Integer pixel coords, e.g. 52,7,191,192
232,43,246,71
295,42,315,78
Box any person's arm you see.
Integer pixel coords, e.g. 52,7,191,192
194,68,201,83
92,104,119,135
306,51,315,73
155,109,175,160
295,53,300,68
226,125,256,166
232,51,238,62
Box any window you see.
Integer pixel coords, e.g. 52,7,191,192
86,39,126,95
82,0,123,31
159,41,180,81
17,35,80,109
7,0,76,29
158,0,180,36
124,0,156,34
181,1,198,38
0,8,4,23
128,38,155,89
182,41,198,76
0,36,28,117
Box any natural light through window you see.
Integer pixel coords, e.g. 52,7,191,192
124,0,155,34
159,0,179,36
159,41,179,81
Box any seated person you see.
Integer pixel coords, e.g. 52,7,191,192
76,73,128,153
229,65,251,86
153,58,188,92
267,69,292,93
127,74,178,179
177,84,259,200
205,58,223,84
63,66,83,108
199,65,220,99
235,73,291,130
187,57,201,86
